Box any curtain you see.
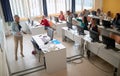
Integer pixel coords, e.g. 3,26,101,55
47,0,71,15
71,0,75,13
43,0,48,16
9,0,43,18
1,0,13,22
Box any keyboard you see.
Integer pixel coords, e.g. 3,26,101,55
117,28,120,32
112,47,120,52
41,37,49,44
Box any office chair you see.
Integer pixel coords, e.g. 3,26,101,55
31,39,42,62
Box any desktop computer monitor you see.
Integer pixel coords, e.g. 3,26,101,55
77,25,85,35
89,30,99,42
102,20,111,28
115,19,120,31
102,35,115,49
54,17,59,22
91,11,97,16
28,18,30,23
47,27,54,40
67,22,72,30
31,20,34,26
94,18,100,25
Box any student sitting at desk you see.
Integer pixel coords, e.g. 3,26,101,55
77,16,88,30
58,11,65,21
96,8,103,16
66,10,73,25
106,11,112,21
112,13,120,28
88,18,99,33
40,15,50,30
82,16,88,30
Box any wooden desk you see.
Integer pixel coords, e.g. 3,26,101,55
32,34,66,73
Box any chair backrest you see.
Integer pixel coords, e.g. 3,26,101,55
31,39,41,50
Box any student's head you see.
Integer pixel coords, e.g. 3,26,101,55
97,8,101,13
82,16,87,22
14,15,20,22
60,11,63,14
107,11,111,17
83,9,87,12
42,15,45,19
115,13,120,19
91,18,96,25
66,10,71,15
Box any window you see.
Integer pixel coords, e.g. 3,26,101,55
83,0,94,9
46,0,56,15
66,0,72,11
75,0,94,12
47,0,71,15
9,0,94,18
75,0,82,12
56,0,66,13
9,0,43,18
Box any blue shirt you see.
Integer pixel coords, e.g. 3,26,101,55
11,22,23,37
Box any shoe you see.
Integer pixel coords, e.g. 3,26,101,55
20,53,24,57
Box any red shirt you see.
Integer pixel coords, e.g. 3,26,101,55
59,14,65,21
40,19,50,26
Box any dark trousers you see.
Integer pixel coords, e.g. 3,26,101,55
44,26,49,30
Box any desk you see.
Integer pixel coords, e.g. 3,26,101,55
62,26,89,55
26,21,45,35
62,26,89,42
83,34,120,75
32,34,66,73
99,26,120,36
50,20,66,37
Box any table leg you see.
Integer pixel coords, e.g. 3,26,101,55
87,50,91,59
114,68,117,76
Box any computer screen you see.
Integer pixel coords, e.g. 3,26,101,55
47,27,54,40
54,17,59,22
67,22,72,30
77,25,85,35
115,19,120,31
102,35,115,49
89,30,99,42
94,18,100,25
91,11,97,16
102,20,111,28
28,18,30,23
31,20,34,26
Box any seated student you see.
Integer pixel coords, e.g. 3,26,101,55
79,9,86,17
40,15,50,30
112,13,120,28
104,11,112,21
66,10,73,24
96,8,103,16
88,18,99,33
82,16,88,30
58,11,65,21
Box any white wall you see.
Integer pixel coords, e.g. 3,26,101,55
0,1,10,76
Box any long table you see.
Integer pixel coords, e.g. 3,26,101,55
62,26,120,75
